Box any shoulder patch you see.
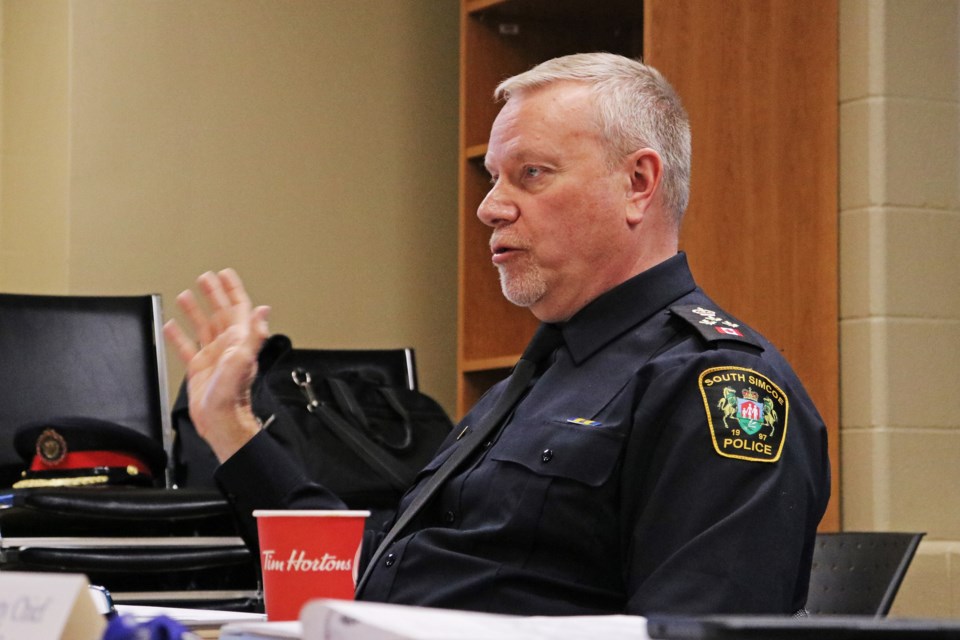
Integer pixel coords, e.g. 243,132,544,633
698,366,789,463
670,304,763,350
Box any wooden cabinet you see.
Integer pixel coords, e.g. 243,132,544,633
457,0,839,530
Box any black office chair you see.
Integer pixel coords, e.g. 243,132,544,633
0,292,259,610
806,531,925,616
0,292,173,486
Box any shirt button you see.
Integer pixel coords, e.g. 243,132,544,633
541,449,553,463
384,552,396,567
443,510,456,524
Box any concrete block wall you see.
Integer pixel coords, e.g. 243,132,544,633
839,0,960,617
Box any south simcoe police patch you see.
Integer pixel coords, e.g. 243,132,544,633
698,366,789,463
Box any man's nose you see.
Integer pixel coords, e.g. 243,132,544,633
477,184,519,227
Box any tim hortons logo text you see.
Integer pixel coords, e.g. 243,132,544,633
261,549,353,573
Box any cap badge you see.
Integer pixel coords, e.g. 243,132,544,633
36,428,68,466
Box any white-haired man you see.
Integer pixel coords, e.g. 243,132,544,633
165,53,829,616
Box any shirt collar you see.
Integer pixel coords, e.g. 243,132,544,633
557,252,697,365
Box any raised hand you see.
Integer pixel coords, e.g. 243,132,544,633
163,269,271,462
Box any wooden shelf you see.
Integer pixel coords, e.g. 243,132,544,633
460,354,520,373
467,0,645,20
465,144,487,162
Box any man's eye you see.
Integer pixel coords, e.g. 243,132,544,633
524,166,542,178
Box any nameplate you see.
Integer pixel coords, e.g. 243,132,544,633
0,572,104,640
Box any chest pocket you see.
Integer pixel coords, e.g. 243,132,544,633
490,420,625,487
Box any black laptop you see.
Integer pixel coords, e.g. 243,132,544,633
646,615,960,639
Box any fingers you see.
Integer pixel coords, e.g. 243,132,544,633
164,314,226,375
175,269,254,340
196,304,269,371
166,269,266,365
198,271,237,336
163,318,198,365
176,289,214,348
220,268,252,309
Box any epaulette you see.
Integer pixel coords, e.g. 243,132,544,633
669,304,763,351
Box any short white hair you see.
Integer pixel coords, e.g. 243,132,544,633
496,53,691,223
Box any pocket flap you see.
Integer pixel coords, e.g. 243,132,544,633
491,421,624,487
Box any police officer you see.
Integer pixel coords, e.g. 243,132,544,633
164,53,830,616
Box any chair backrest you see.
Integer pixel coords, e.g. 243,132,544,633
0,293,172,487
255,332,418,390
806,531,925,616
274,347,418,391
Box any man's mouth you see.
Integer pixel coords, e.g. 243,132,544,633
490,237,523,264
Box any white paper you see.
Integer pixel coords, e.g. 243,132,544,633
1,535,245,549
219,620,302,639
115,603,265,627
300,599,650,640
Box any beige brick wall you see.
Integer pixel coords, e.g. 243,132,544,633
839,0,960,617
0,1,460,413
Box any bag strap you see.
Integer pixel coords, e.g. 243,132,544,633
326,377,370,429
375,387,414,450
292,368,415,492
326,377,413,451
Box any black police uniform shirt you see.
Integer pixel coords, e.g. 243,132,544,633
216,252,831,616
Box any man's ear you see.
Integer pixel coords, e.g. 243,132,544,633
625,148,663,226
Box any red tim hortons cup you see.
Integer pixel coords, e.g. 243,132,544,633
253,509,370,621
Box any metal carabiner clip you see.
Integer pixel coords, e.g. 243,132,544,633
292,367,321,411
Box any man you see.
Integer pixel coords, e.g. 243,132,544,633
164,53,830,616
